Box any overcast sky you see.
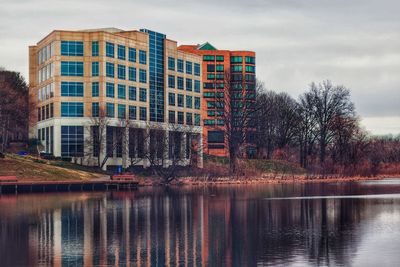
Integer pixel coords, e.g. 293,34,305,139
0,0,399,135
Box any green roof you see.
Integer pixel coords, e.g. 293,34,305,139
197,42,217,50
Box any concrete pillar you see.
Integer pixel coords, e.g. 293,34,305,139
122,126,129,170
53,124,61,157
197,134,204,168
143,127,150,168
163,130,169,168
180,132,187,162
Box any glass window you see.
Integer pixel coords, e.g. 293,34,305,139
118,104,126,119
168,75,175,88
128,67,136,81
245,65,255,73
106,82,114,98
216,74,224,80
61,41,84,56
203,55,215,61
216,64,224,72
177,59,184,72
106,42,114,58
194,80,201,93
61,102,84,117
61,82,84,97
232,65,242,72
128,47,136,62
195,97,200,109
118,45,126,60
106,103,114,117
106,62,114,77
217,119,224,125
204,82,215,89
245,56,255,64
194,114,200,126
177,77,184,90
186,78,192,91
194,63,201,76
230,56,242,63
139,107,147,121
216,55,224,62
177,94,184,107
118,64,126,80
204,119,215,126
207,64,215,72
186,61,192,74
61,61,84,76
168,57,175,71
92,102,99,117
118,84,126,99
177,112,184,124
139,88,147,102
207,101,215,108
186,112,193,125
186,95,192,108
204,92,215,98
168,110,175,123
92,62,99,76
61,126,84,157
128,86,136,101
139,50,147,64
139,69,147,83
92,82,99,97
129,106,136,120
168,92,175,106
92,41,99,56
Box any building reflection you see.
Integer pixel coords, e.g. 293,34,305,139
1,183,400,266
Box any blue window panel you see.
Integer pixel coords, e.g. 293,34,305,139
128,47,136,62
168,110,175,123
139,88,147,102
177,94,184,107
92,41,99,56
106,62,114,78
186,95,193,108
186,61,192,74
128,86,136,101
118,84,126,99
194,80,201,93
118,45,126,60
61,61,84,76
139,107,147,121
195,97,200,109
177,111,184,124
92,102,99,117
139,69,147,83
106,42,114,58
194,114,200,126
186,112,193,125
61,81,84,97
118,104,126,119
61,102,84,117
106,103,115,117
168,75,175,88
177,59,184,73
129,106,137,120
168,57,175,71
117,64,126,80
177,77,184,90
92,62,99,76
168,93,175,106
106,82,114,98
194,63,201,76
186,78,192,91
61,126,84,157
92,82,99,97
139,50,147,64
128,67,136,81
61,41,84,56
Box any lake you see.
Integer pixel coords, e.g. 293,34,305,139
1,179,400,266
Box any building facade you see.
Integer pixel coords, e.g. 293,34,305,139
29,28,203,170
178,43,256,157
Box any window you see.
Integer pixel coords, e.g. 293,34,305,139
61,41,83,56
118,104,126,119
92,82,99,97
216,74,224,80
216,92,224,98
194,80,201,93
139,107,147,121
61,82,84,97
204,82,215,89
61,61,83,76
168,93,175,106
129,86,136,101
245,56,255,64
178,112,184,124
177,59,184,72
92,41,99,56
61,102,84,117
245,74,255,82
177,77,184,89
106,103,114,117
128,106,136,120
118,45,126,60
168,57,175,71
128,67,136,81
194,63,201,76
128,47,136,62
139,50,146,64
232,65,242,72
106,62,114,77
186,61,192,74
203,55,215,61
217,119,224,125
204,92,215,98
208,110,215,116
245,65,255,73
194,114,200,126
118,65,126,80
207,101,215,108
207,64,215,72
106,42,114,58
139,69,147,83
216,65,224,72
139,88,147,102
231,56,242,63
106,82,114,98
186,112,193,125
208,131,224,143
92,62,99,76
168,75,175,88
207,74,215,80
186,96,192,108
168,111,175,123
195,97,200,109
118,84,126,99
204,119,215,126
177,94,184,107
216,55,224,61
186,78,192,91
61,126,84,157
92,103,99,117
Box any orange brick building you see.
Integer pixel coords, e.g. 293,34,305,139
178,43,256,157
